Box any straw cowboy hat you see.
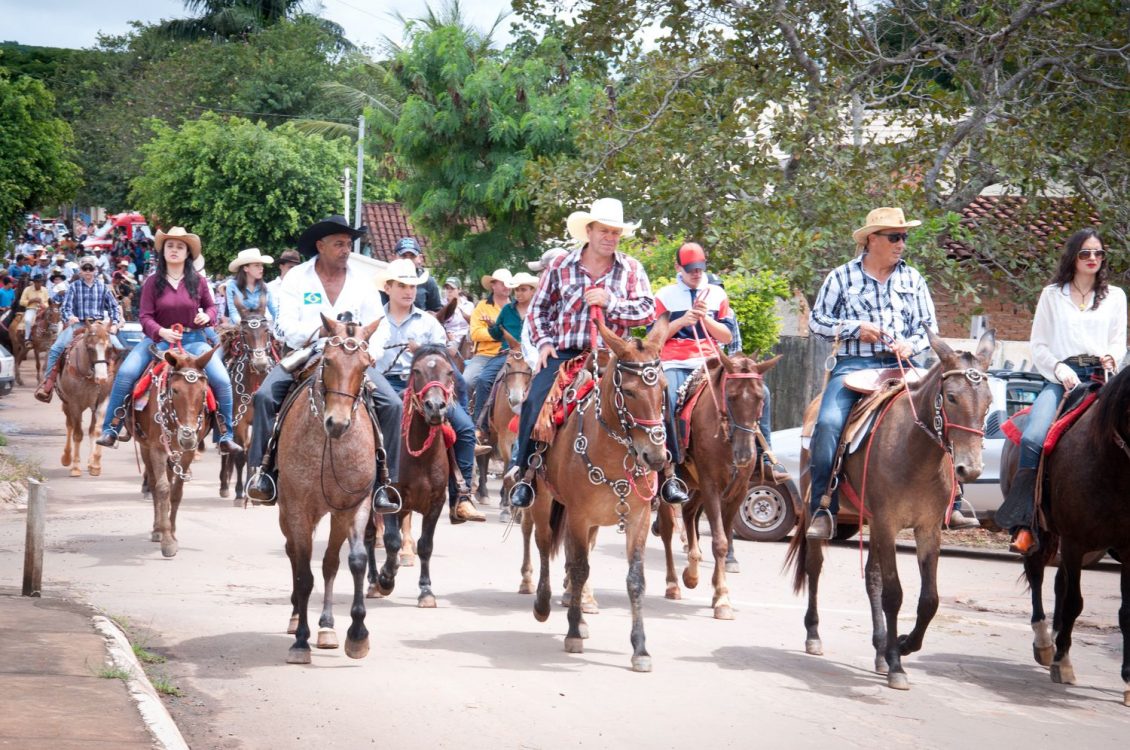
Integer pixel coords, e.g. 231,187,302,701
566,198,639,243
155,227,206,271
852,207,921,245
296,215,366,258
376,258,429,288
480,268,514,291
276,248,302,266
528,246,567,272
507,272,539,289
228,247,274,273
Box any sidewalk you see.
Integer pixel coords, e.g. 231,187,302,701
0,587,186,749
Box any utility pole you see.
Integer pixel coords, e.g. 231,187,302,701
354,115,365,254
343,168,351,223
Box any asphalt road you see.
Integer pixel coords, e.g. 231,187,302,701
1,384,1127,749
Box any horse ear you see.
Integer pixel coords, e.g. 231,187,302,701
360,316,382,342
233,295,247,316
255,295,266,314
193,343,223,370
596,315,628,358
717,349,736,374
163,349,179,368
926,328,956,363
754,354,783,375
974,328,997,370
645,312,672,348
319,312,336,336
502,329,521,351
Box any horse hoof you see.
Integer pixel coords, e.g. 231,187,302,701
365,583,386,599
233,497,243,508
533,600,550,623
219,488,231,499
399,554,416,568
875,655,889,674
725,560,740,574
564,636,584,654
1050,663,1076,685
150,531,161,543
682,570,699,590
344,637,369,660
88,467,101,477
69,466,82,477
1033,644,1055,667
665,585,681,600
287,615,299,635
713,605,734,621
518,581,535,595
60,455,70,467
376,576,395,597
578,622,589,639
316,627,338,649
286,647,311,665
631,655,652,673
418,593,437,608
160,540,178,558
581,601,599,615
887,672,910,691
805,639,823,656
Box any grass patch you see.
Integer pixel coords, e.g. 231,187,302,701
132,644,166,665
0,449,42,484
105,614,184,700
97,665,131,680
149,673,183,697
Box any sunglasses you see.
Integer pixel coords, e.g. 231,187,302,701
1077,249,1106,260
80,265,96,271
876,232,909,243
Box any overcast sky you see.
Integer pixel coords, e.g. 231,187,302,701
0,0,517,50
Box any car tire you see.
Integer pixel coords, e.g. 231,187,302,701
734,480,798,543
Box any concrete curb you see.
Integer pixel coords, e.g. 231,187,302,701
92,615,189,750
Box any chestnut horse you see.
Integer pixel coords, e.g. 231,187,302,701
1002,367,1130,706
658,352,780,619
475,333,533,507
55,321,116,477
128,345,220,558
219,297,277,506
786,329,995,690
12,302,61,386
368,345,457,608
276,314,382,664
525,316,671,672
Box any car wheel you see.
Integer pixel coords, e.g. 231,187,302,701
834,523,861,541
734,481,797,542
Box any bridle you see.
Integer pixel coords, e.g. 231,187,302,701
74,321,111,379
719,369,765,440
232,314,277,366
154,365,210,482
306,334,371,424
401,357,455,458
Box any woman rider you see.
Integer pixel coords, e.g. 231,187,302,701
226,247,278,323
997,228,1126,555
95,227,243,455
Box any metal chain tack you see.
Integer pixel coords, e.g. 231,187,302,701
153,367,208,482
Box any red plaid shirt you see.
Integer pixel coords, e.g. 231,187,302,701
527,247,655,352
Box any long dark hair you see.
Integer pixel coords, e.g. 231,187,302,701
153,243,202,301
234,266,265,295
1050,228,1108,310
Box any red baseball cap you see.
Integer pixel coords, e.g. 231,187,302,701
676,242,707,271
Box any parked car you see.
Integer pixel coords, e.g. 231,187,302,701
0,344,14,396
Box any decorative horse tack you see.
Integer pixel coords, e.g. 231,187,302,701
154,365,210,483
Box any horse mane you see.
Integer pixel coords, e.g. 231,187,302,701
410,343,452,368
1092,365,1130,450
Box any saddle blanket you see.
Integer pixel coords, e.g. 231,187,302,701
675,365,710,452
131,361,217,412
1001,392,1098,454
532,354,593,443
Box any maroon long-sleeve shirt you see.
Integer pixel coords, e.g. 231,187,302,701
138,274,217,341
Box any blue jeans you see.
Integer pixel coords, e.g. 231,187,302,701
808,354,905,513
663,365,775,463
472,352,508,425
387,375,475,507
46,323,124,376
101,331,236,437
1018,363,1101,469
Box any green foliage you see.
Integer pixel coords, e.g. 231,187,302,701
130,113,354,271
0,73,81,232
724,271,790,356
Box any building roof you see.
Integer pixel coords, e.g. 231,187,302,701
941,195,1101,262
360,202,489,263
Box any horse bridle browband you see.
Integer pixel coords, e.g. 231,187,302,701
918,367,988,448
308,334,371,420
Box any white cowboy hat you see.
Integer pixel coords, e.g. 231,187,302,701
228,247,274,273
507,271,539,289
566,198,639,243
155,226,206,272
852,207,922,245
480,268,514,291
527,247,568,272
376,258,429,288
52,282,67,295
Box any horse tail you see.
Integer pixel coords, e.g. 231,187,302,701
548,499,567,559
783,508,809,595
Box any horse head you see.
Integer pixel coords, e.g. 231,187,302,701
240,297,274,374
714,351,781,467
162,345,221,451
408,344,456,426
500,330,532,413
926,327,996,483
596,313,672,472
79,320,112,384
318,313,380,439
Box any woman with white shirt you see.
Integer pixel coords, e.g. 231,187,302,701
998,228,1127,556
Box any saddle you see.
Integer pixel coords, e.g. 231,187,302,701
532,353,595,443
675,365,711,453
802,374,909,456
130,360,218,411
1001,381,1102,455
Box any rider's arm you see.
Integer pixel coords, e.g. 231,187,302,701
225,284,241,325
198,277,217,328
1106,286,1127,371
604,259,655,327
469,301,496,344
809,269,861,341
901,269,937,356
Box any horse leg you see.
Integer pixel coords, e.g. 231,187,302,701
163,469,188,558
371,511,402,598
69,415,85,477
626,510,651,672
580,527,599,614
344,508,371,659
233,451,247,507
682,505,703,590
865,548,888,674
149,453,175,555
61,413,74,469
1118,551,1130,706
518,505,535,594
708,502,735,620
416,501,444,608
316,517,345,649
873,528,909,690
1026,530,1055,666
285,530,316,664
659,501,681,600
400,512,417,567
219,453,231,499
802,527,826,656
563,522,590,653
532,495,553,622
1050,542,1085,686
86,406,102,477
897,525,941,660
475,452,489,503
725,526,740,574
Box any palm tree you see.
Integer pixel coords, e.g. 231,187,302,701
154,0,349,48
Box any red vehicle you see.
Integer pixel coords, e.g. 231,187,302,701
81,212,152,251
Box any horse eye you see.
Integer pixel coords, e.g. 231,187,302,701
946,393,957,404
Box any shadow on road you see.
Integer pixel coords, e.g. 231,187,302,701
401,629,621,672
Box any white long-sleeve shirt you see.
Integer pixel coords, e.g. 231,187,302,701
1030,283,1127,382
275,256,385,351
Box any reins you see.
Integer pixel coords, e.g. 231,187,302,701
400,377,454,457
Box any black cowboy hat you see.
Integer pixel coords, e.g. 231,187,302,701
296,215,366,258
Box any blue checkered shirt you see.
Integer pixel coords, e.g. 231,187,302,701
61,279,121,325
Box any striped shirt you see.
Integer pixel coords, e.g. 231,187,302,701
653,278,731,369
527,247,655,352
370,305,446,378
61,279,121,325
809,254,937,357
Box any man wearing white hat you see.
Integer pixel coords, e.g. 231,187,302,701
805,207,974,539
507,197,690,509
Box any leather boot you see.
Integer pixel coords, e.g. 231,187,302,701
451,492,486,523
95,429,119,448
506,466,534,509
248,468,278,505
34,362,62,403
217,435,244,457
1000,467,1039,555
806,510,835,540
660,475,690,505
371,484,401,514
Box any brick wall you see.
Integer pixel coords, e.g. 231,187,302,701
934,269,1034,340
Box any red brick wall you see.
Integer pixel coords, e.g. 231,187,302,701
934,270,1034,341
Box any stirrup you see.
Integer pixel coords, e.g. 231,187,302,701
372,484,402,515
248,469,277,505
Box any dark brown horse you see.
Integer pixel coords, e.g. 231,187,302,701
475,332,532,507
786,329,995,690
1002,367,1130,706
368,344,457,608
13,302,61,386
219,297,277,506
276,314,382,664
525,316,671,672
55,322,116,477
129,345,220,558
658,352,780,619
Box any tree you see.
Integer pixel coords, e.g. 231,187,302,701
153,0,350,49
0,73,81,233
130,112,353,271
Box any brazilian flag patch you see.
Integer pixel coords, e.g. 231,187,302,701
303,292,323,305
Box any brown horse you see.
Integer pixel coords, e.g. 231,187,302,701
475,332,533,507
525,316,671,672
1002,367,1130,705
368,344,457,608
786,329,995,690
13,302,61,386
55,322,116,477
129,345,220,558
658,352,780,619
276,314,382,664
219,297,277,506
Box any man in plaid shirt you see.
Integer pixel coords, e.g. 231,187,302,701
35,255,123,403
508,198,689,508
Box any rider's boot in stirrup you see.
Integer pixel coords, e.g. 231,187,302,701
34,359,63,403
659,469,690,505
248,467,278,505
372,483,401,514
506,465,534,509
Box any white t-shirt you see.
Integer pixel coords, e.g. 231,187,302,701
1030,282,1127,381
275,256,385,351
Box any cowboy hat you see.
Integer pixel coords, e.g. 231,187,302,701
480,268,514,291
852,207,922,245
376,258,429,288
276,248,302,266
228,247,274,273
443,276,462,289
78,255,97,267
297,215,366,258
507,272,539,289
566,198,639,243
528,246,568,272
155,227,206,271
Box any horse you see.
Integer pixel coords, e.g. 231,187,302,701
128,344,221,558
785,329,995,690
658,352,780,619
475,332,533,508
12,302,61,386
367,344,458,608
524,315,671,672
1001,367,1130,706
55,321,115,478
219,297,277,506
276,314,382,664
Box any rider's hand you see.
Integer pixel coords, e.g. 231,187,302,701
890,339,913,360
192,310,210,326
857,322,882,344
67,316,79,326
537,343,557,372
158,327,182,344
1101,354,1117,372
583,288,610,308
1054,362,1080,389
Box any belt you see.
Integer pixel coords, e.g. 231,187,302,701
1063,355,1102,367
